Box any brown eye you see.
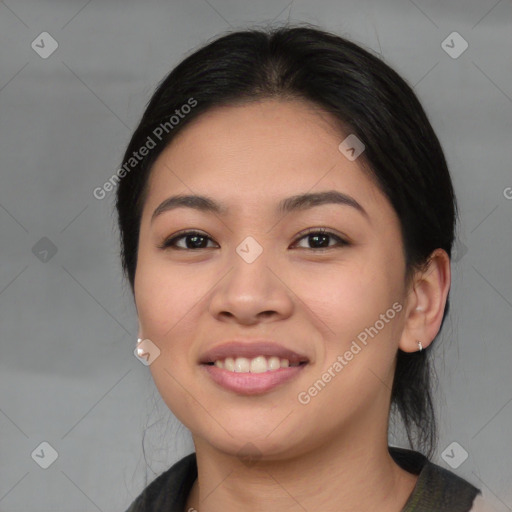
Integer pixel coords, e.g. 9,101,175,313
158,228,349,251
159,230,218,250
292,228,349,250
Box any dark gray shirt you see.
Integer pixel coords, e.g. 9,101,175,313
124,446,481,512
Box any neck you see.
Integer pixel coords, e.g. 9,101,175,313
186,420,418,512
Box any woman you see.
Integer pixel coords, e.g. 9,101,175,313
118,25,487,511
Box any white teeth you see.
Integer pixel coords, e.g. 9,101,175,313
268,356,281,370
211,355,303,373
250,356,267,373
234,357,250,373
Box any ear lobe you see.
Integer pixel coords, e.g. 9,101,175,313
399,248,451,353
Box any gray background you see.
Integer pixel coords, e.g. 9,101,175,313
0,0,511,510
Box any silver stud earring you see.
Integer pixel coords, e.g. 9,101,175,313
417,340,423,352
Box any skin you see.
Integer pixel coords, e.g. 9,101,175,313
134,99,451,512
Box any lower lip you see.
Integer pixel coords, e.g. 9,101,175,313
201,363,307,395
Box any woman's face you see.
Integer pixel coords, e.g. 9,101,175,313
134,99,412,459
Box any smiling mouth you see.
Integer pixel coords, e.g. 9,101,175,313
201,359,308,395
204,356,308,373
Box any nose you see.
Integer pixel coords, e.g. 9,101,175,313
209,247,294,326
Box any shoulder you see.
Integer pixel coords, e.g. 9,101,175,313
415,458,481,511
390,447,481,511
123,452,197,512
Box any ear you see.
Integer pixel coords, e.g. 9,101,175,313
399,248,451,353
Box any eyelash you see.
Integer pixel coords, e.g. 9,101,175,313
158,227,350,251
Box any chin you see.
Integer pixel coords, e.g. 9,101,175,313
192,421,310,463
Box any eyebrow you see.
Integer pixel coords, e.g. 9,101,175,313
151,190,369,223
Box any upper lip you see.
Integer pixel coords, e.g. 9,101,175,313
199,340,310,365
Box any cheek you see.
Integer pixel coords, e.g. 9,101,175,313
135,262,201,416
135,272,168,335
293,258,404,389
134,254,200,342
135,264,186,352
296,265,402,403
295,261,394,335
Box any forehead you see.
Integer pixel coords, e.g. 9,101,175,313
142,99,392,222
